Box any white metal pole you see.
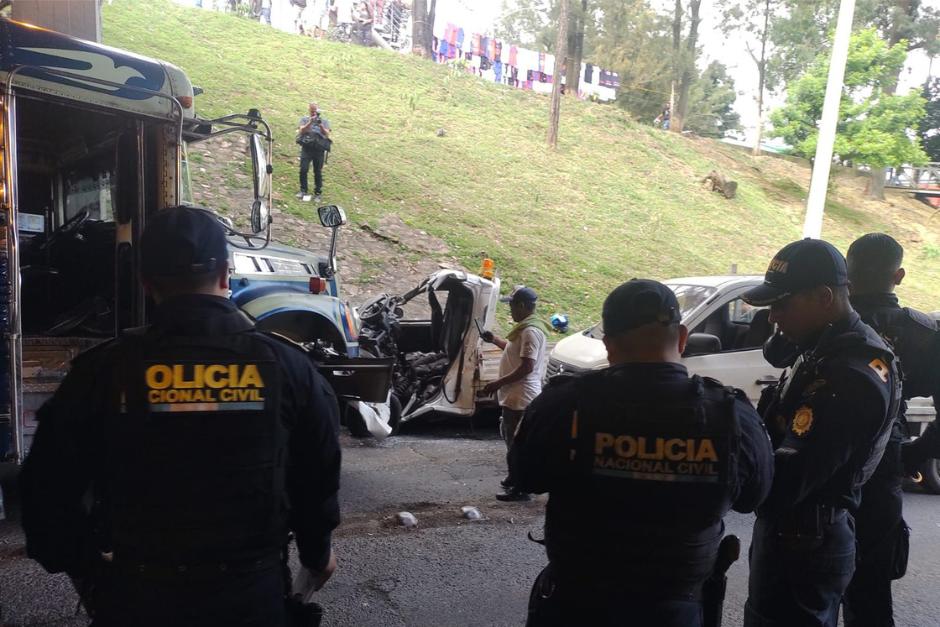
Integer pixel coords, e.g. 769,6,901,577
802,0,856,239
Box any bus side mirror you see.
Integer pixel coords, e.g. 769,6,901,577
249,133,272,234
318,205,347,228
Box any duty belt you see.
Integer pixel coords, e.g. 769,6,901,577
774,503,846,538
113,551,281,580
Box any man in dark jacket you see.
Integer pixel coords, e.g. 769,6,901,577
19,206,341,627
842,233,940,627
511,279,774,627
743,238,900,627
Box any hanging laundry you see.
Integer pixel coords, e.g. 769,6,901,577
494,41,503,62
457,28,465,51
509,45,518,66
472,33,482,55
494,60,502,82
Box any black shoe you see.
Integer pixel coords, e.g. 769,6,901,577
500,477,513,489
496,490,531,502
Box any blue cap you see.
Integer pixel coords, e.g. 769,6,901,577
500,286,538,304
141,206,228,279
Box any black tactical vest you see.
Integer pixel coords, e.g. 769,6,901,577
861,304,938,401
544,371,741,590
100,331,288,565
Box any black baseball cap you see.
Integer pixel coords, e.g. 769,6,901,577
141,206,228,279
602,279,681,336
743,238,848,306
500,286,538,304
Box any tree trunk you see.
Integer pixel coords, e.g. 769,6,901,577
426,0,436,55
565,0,587,95
547,0,569,148
412,0,430,59
673,0,701,133
753,0,771,155
868,170,886,200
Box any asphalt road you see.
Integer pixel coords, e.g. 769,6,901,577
3,420,940,626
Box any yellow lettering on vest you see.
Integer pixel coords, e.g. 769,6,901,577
238,364,264,388
148,389,162,403
146,365,173,389
204,365,228,388
173,364,197,389
664,439,685,461
695,439,718,462
595,433,614,454
615,435,637,458
638,436,666,460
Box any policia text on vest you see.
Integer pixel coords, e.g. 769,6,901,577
593,433,720,480
143,361,269,410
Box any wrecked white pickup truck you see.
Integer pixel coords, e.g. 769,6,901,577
355,269,505,436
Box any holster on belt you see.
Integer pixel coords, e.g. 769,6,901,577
702,535,740,627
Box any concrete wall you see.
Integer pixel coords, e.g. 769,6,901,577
12,0,102,42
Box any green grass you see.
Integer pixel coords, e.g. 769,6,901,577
103,0,940,323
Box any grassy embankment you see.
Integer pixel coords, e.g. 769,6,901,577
103,0,940,323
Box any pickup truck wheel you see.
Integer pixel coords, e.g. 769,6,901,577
344,403,371,438
920,459,940,494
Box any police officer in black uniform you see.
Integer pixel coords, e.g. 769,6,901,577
511,279,774,627
742,239,900,627
19,207,342,627
842,233,940,627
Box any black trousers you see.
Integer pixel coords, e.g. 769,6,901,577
90,562,286,627
745,511,856,627
299,147,325,195
526,564,703,627
843,440,905,627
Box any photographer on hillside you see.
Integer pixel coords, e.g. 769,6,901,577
296,102,332,203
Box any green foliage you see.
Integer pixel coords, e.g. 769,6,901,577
920,78,940,162
684,61,741,138
770,28,928,168
769,0,940,89
101,0,940,318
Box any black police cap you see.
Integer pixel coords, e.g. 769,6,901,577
141,206,228,279
602,279,681,336
743,238,847,307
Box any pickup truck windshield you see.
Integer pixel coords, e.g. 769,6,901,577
586,284,717,339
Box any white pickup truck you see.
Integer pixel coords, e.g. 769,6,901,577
547,275,940,491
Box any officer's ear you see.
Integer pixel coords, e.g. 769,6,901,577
894,267,905,287
217,261,231,291
676,324,689,354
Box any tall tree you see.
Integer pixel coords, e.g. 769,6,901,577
671,0,702,134
565,0,589,94
717,0,778,154
548,0,569,148
770,28,928,198
685,61,741,138
920,76,940,162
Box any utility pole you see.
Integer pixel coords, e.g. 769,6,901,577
802,0,856,239
547,0,569,149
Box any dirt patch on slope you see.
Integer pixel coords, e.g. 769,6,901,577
187,134,467,306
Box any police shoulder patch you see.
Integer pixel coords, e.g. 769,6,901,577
791,406,814,436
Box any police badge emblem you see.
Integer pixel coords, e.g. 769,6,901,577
792,406,814,436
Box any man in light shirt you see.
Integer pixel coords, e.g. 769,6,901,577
482,286,549,502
